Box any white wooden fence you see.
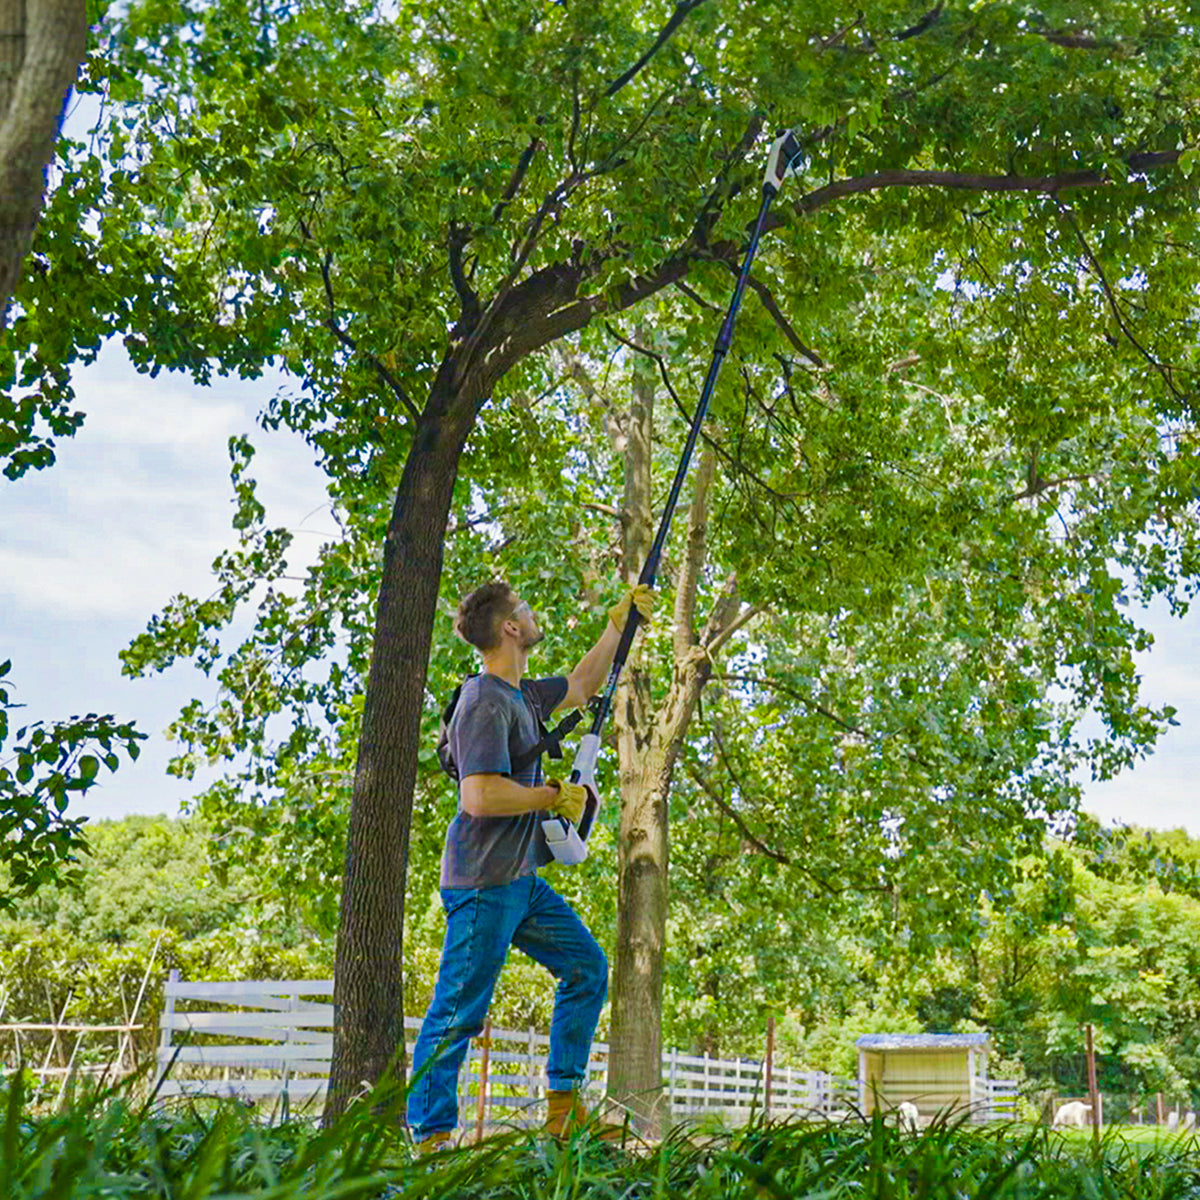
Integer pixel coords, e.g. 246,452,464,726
155,975,858,1126
976,1076,1020,1122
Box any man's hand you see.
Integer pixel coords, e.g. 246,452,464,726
545,777,587,826
608,584,655,633
559,584,658,713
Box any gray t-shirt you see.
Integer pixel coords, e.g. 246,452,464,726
439,673,570,889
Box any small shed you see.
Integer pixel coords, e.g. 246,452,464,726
855,1033,991,1122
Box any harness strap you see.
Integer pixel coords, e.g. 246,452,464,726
511,708,584,775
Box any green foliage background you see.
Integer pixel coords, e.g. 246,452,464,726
3,814,1197,1111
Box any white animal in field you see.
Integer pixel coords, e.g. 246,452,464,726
1168,1111,1179,1131
1052,1101,1092,1128
1184,1112,1197,1131
897,1101,920,1132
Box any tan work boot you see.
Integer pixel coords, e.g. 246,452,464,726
545,1089,624,1143
415,1129,453,1155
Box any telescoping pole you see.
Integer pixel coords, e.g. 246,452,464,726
565,131,804,797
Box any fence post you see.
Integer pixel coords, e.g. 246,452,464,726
474,1019,492,1143
156,969,179,1093
764,1016,774,1117
703,1051,710,1111
282,993,295,1095
528,1024,538,1119
1086,1023,1101,1151
668,1049,677,1123
1157,1092,1165,1125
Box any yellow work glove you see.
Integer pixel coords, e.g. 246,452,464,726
545,777,588,826
608,584,655,633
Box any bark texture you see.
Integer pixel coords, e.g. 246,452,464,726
0,0,86,325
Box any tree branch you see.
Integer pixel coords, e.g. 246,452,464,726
1004,473,1099,505
788,152,1184,219
690,114,763,250
705,602,765,657
491,126,544,226
604,0,710,98
1056,201,1184,401
447,222,480,324
581,501,623,520
719,671,936,771
473,142,1187,414
673,279,721,311
305,229,420,422
714,252,825,368
817,12,865,51
683,761,801,871
894,3,944,41
604,320,683,411
1041,30,1122,52
673,451,718,658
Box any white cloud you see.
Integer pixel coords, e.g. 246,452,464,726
1,345,332,821
0,346,329,621
1078,595,1200,837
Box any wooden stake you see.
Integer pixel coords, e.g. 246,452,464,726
474,1019,492,1144
119,933,162,1078
1157,1092,1165,1126
764,1015,775,1117
40,990,73,1076
1085,1023,1100,1151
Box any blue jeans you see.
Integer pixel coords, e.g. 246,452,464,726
406,873,608,1137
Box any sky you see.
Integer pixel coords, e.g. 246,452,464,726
2,344,1198,839
1,345,335,822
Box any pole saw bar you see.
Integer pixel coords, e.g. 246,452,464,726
542,130,805,865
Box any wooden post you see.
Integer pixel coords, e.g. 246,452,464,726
474,1019,492,1143
1086,1024,1101,1151
764,1015,775,1117
703,1050,710,1110
119,933,162,1079
40,989,73,1077
1157,1092,1165,1125
528,1024,537,1119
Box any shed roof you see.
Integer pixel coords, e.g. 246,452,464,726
855,1033,990,1051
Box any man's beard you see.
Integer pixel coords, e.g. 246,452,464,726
520,628,545,651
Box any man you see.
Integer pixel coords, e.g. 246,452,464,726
407,580,654,1150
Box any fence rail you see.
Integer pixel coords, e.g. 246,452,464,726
977,1077,1020,1122
155,975,864,1126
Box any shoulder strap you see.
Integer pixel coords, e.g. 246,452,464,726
511,707,584,775
436,674,477,781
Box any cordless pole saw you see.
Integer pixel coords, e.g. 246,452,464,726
542,129,805,865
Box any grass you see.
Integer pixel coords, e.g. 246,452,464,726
5,1069,1200,1199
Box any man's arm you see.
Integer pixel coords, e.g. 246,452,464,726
460,773,559,818
557,585,655,713
559,621,621,713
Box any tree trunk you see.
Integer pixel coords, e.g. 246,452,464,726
324,372,477,1121
0,0,87,325
607,368,736,1133
607,329,662,1129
